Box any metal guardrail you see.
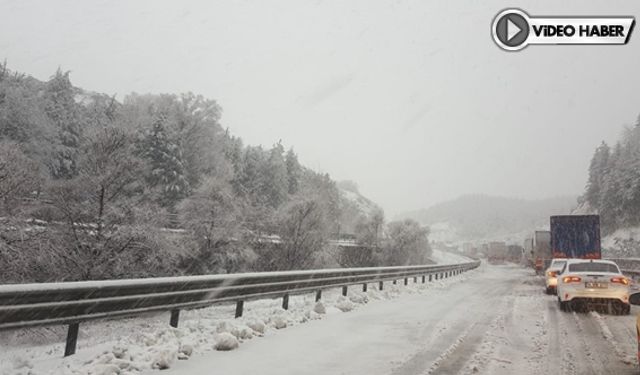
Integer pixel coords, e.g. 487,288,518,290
0,261,480,356
606,258,640,277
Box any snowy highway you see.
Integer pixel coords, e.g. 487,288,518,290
159,265,639,375
2,263,639,375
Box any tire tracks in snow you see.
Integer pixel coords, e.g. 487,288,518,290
543,292,636,374
590,311,636,366
389,267,517,375
461,283,543,375
543,296,577,375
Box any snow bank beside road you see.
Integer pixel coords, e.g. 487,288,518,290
0,267,479,375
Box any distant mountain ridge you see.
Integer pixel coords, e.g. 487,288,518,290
398,194,578,241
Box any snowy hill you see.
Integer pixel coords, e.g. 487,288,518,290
340,188,379,218
398,194,577,242
337,181,381,234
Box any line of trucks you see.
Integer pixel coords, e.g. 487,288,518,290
465,215,601,267
524,215,601,274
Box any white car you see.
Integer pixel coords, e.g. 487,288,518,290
557,259,630,315
545,258,567,294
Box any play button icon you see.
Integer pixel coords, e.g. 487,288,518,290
507,19,522,41
492,9,530,51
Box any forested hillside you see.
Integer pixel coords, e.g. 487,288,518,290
579,116,640,257
0,63,430,282
582,118,640,234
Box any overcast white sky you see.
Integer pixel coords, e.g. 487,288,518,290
1,0,638,215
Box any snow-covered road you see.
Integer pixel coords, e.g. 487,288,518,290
3,264,638,374
160,265,639,375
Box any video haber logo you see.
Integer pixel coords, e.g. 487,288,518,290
533,25,626,38
492,9,635,51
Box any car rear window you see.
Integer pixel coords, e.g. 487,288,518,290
551,260,566,268
567,262,619,273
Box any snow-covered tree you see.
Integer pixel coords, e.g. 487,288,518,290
285,148,301,195
382,219,431,266
0,142,41,215
585,142,610,208
178,177,255,274
138,115,190,207
257,197,328,271
44,68,82,179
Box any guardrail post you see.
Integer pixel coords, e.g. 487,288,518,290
64,322,80,357
342,286,348,296
170,309,180,328
393,280,397,285
379,281,383,290
235,301,244,318
282,294,290,310
315,290,322,302
362,283,368,292
404,278,408,285
422,275,426,283
413,276,417,283
429,274,432,282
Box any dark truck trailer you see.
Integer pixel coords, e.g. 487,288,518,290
550,215,601,259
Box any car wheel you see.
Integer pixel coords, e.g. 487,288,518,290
623,303,631,316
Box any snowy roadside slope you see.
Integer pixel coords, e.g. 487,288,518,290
429,248,472,265
0,268,477,375
339,188,379,217
602,226,640,253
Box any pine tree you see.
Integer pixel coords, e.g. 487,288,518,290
139,115,190,207
619,124,640,226
285,148,301,195
585,141,610,208
263,142,288,208
599,142,624,232
44,68,82,179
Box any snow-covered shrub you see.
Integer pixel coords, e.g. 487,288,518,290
313,301,326,314
247,320,266,334
214,333,239,351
